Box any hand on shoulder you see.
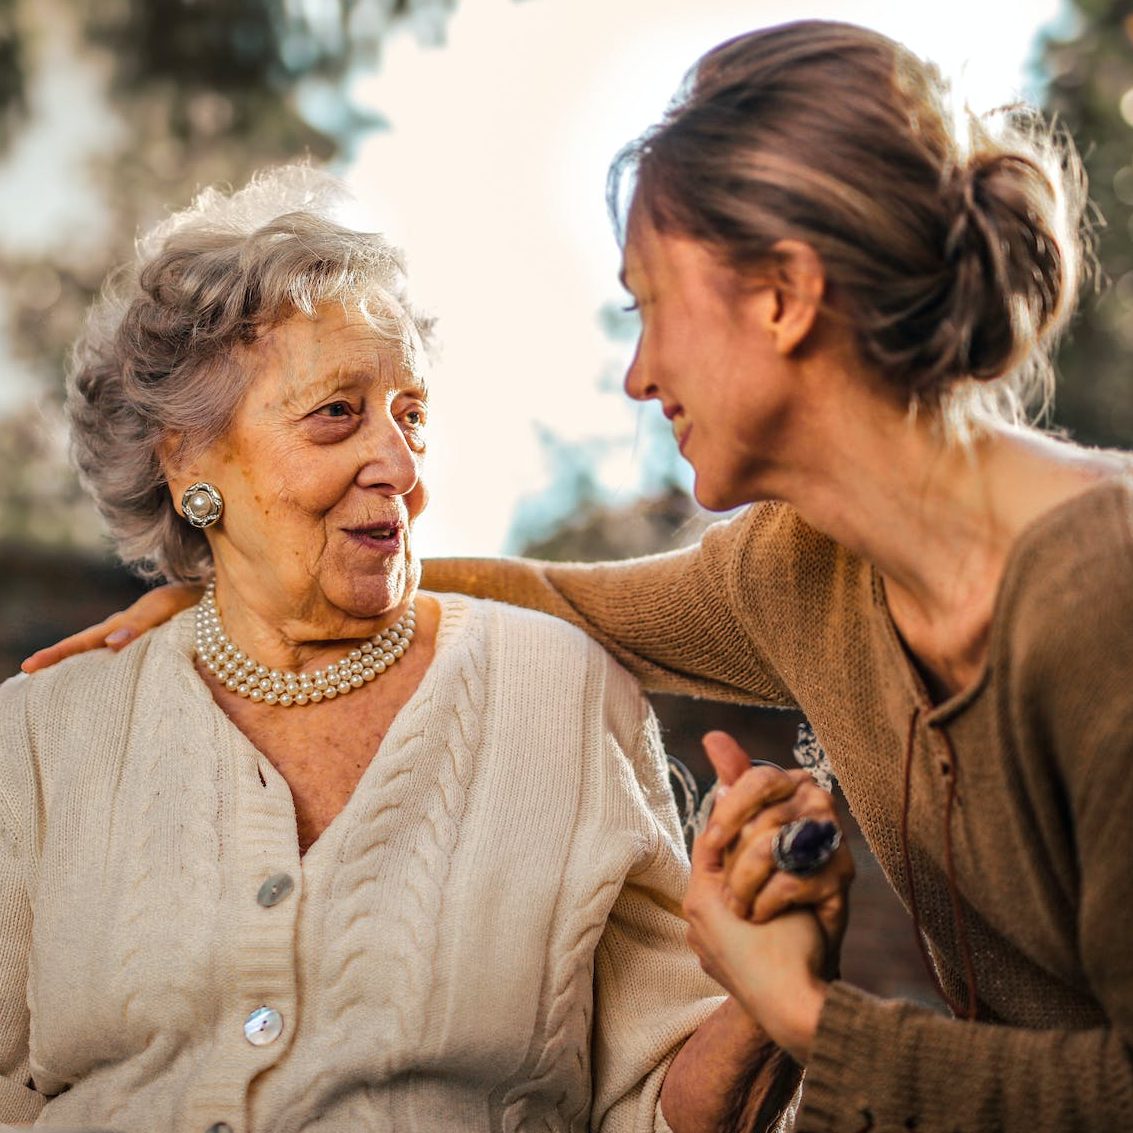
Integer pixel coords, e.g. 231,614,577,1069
20,583,202,673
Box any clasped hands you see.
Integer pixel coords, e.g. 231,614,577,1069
683,731,854,1064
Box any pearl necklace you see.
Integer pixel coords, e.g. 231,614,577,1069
194,582,416,707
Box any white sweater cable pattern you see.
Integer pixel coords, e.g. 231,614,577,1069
0,594,721,1132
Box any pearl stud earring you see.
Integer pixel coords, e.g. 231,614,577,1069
181,482,224,529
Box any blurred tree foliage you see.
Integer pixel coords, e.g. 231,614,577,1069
0,0,25,151
0,0,453,551
2,1,1131,561
518,483,709,563
1044,0,1133,447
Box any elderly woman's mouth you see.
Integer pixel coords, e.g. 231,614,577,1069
345,522,403,550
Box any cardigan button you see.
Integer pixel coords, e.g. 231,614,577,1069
256,872,294,907
243,1006,284,1046
206,1124,234,1133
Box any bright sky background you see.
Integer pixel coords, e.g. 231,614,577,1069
346,0,1067,557
0,0,1069,556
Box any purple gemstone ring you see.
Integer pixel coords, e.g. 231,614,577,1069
771,817,842,877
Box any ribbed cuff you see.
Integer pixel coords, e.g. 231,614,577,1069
796,980,910,1132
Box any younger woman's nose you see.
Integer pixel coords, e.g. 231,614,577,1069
623,348,658,403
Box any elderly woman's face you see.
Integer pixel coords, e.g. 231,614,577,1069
190,301,428,629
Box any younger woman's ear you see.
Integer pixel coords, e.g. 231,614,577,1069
766,240,825,355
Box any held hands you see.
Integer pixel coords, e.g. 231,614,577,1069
683,731,854,1063
703,732,852,959
20,583,201,673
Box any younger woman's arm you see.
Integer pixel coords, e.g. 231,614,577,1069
20,584,200,673
26,504,800,709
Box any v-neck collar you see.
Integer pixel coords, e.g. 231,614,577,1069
869,474,1133,726
166,592,475,863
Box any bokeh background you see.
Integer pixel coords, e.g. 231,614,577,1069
1,0,1130,1003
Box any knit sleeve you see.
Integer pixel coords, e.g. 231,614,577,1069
422,507,795,707
587,664,726,1132
800,978,1133,1131
800,729,1133,1133
0,679,46,1123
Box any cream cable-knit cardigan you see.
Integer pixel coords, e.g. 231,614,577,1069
0,595,722,1132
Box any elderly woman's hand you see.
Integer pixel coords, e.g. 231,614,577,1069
20,583,202,673
698,730,854,973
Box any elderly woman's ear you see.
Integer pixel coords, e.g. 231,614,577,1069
159,434,223,529
157,432,188,496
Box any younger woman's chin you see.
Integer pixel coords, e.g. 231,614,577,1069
692,482,745,513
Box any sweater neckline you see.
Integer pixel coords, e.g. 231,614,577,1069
164,591,479,857
300,591,477,867
168,589,473,685
869,472,1133,724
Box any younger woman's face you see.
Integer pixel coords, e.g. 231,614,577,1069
620,214,796,511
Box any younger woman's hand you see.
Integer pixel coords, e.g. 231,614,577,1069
684,780,829,1063
699,730,854,967
20,583,202,673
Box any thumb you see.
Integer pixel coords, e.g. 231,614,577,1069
690,811,728,876
702,730,752,788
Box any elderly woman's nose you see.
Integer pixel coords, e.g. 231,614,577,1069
356,419,420,494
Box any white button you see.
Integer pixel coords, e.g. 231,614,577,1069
256,873,294,907
243,1006,283,1046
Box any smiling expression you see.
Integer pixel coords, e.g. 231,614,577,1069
620,215,796,512
175,301,429,644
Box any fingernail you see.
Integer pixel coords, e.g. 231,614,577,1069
714,784,730,802
106,629,134,647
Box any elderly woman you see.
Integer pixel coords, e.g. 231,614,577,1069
0,166,804,1131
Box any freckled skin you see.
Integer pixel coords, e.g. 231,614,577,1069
170,302,431,656
164,301,438,852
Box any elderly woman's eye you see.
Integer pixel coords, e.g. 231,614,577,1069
399,404,428,451
317,401,353,418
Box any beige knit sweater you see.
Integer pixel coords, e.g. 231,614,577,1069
422,477,1133,1132
0,595,722,1131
